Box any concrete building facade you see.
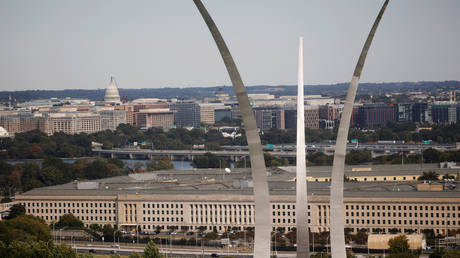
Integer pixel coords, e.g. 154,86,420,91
15,167,460,236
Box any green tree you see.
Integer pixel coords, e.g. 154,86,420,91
53,243,77,258
388,235,410,253
6,204,25,219
0,215,52,244
423,148,441,163
129,251,142,258
6,240,38,257
146,157,174,171
55,214,84,229
143,240,163,258
192,153,228,169
417,171,439,181
310,252,331,258
89,224,103,232
441,249,460,258
345,150,372,165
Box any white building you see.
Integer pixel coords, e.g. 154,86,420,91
104,77,121,104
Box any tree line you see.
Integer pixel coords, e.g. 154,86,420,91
0,157,129,195
0,212,163,257
2,122,460,160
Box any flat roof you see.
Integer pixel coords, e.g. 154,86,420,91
280,163,460,177
18,166,460,199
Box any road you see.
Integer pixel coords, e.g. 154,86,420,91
73,244,298,257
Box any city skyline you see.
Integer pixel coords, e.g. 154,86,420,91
0,0,459,91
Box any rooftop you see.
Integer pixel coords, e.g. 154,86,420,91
20,165,460,199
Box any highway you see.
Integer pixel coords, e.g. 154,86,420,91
73,244,297,257
93,142,458,160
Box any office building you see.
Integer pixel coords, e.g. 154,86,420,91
45,112,101,135
169,102,201,128
358,104,397,129
98,109,127,131
304,106,319,129
412,103,428,123
254,107,285,131
430,104,457,124
16,165,460,236
135,109,174,129
397,103,413,122
199,104,215,125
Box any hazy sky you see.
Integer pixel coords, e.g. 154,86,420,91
0,0,459,91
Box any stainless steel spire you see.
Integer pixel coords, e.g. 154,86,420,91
193,1,271,257
330,1,389,257
296,36,310,258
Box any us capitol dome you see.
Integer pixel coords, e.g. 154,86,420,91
104,76,121,104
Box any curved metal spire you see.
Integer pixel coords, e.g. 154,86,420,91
296,37,310,258
192,1,271,257
330,1,389,257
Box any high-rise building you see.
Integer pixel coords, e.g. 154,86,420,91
135,109,174,129
169,102,201,128
199,104,215,125
430,104,457,124
304,106,319,129
284,109,297,129
412,103,428,123
0,113,45,135
254,107,285,131
319,104,342,121
397,103,413,122
357,104,397,129
99,109,126,131
122,103,169,126
214,107,232,123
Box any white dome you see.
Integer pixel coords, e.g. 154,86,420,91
0,126,9,137
104,76,121,103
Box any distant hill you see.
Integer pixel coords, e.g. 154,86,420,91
0,80,459,103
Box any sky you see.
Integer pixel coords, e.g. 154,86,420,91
0,0,459,91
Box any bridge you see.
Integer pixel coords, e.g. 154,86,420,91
93,142,458,161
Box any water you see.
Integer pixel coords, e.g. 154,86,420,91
122,159,194,170
5,159,234,171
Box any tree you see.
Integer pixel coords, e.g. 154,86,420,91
55,214,84,229
129,252,142,258
417,171,439,181
352,229,368,245
388,235,411,255
192,153,228,169
102,224,121,242
423,148,441,163
53,243,77,258
6,204,25,220
346,150,372,165
89,224,103,232
1,197,12,203
198,226,206,233
441,249,460,258
310,253,331,258
143,240,163,258
146,157,174,171
0,215,52,244
276,227,286,234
